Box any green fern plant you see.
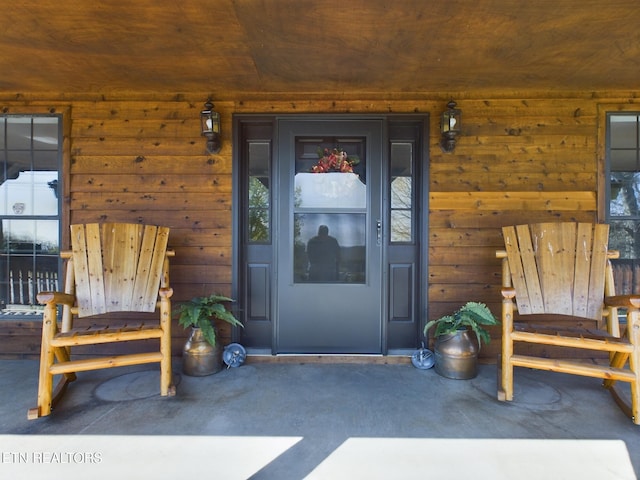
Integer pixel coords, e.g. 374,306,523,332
424,301,499,348
174,294,243,347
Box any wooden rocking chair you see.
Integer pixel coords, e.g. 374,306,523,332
28,223,176,419
496,222,640,424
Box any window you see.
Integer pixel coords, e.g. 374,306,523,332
607,113,640,294
390,142,414,243
0,116,62,317
247,141,271,243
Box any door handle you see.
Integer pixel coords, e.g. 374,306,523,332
376,219,382,246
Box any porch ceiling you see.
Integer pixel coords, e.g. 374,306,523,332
1,0,639,97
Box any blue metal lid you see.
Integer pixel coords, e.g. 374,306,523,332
411,347,435,369
223,343,247,368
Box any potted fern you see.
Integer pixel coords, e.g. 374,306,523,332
174,294,243,376
424,301,498,379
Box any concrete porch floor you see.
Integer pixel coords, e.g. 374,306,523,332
0,357,638,479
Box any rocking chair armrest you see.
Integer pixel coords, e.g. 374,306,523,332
604,295,640,309
36,291,76,306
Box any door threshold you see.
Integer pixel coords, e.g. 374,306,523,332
245,352,411,365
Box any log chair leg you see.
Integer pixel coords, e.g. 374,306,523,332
603,351,628,389
627,309,640,424
498,299,515,402
29,306,57,419
159,296,175,397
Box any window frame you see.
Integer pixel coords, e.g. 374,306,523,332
599,105,640,295
0,107,69,320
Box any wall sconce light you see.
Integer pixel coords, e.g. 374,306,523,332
200,99,221,154
440,100,461,153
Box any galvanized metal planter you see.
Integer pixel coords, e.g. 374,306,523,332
182,327,222,376
434,329,479,380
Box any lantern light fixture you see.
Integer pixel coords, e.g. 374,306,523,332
200,99,221,154
440,100,461,153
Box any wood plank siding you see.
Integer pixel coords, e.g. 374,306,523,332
1,92,638,360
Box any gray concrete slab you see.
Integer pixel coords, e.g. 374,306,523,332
1,359,638,478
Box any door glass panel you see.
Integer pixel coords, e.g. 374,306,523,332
293,137,367,284
294,213,366,283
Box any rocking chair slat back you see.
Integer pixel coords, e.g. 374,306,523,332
502,222,609,321
71,223,170,317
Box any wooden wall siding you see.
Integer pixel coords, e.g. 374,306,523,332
0,93,636,360
428,99,599,359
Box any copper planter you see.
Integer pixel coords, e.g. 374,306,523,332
434,329,479,380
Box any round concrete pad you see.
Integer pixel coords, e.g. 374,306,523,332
472,369,561,407
95,371,168,402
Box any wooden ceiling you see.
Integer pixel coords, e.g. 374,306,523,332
1,0,639,97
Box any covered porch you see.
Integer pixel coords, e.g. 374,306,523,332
1,358,638,478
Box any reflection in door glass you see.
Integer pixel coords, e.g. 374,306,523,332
390,142,413,243
294,213,366,283
295,173,366,209
248,141,271,243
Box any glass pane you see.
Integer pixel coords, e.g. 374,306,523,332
610,115,638,149
3,219,58,252
248,142,270,243
33,117,60,150
610,220,640,259
390,142,413,243
610,149,637,171
6,117,32,149
1,219,58,312
295,172,366,209
391,176,412,209
248,178,269,242
249,142,270,176
610,173,640,217
294,213,366,283
34,150,59,171
0,170,58,215
391,143,413,176
391,210,412,242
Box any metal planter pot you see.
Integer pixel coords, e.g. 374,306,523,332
434,329,479,380
182,327,222,376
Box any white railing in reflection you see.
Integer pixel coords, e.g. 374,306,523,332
3,268,58,314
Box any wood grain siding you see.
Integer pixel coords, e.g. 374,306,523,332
428,98,599,359
1,99,235,357
69,101,234,302
0,93,637,360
